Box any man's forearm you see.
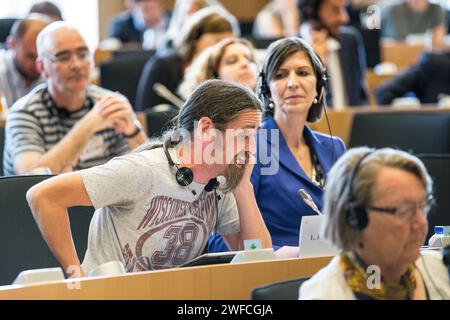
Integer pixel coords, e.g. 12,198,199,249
232,182,272,249
27,192,82,276
28,119,98,174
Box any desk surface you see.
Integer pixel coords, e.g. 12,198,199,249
0,256,332,300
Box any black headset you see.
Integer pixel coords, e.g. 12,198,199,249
162,137,219,192
345,151,375,231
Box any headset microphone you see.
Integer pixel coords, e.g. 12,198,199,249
204,178,219,192
163,136,218,193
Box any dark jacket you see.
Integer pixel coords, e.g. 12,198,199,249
335,26,368,106
108,12,144,43
376,51,450,105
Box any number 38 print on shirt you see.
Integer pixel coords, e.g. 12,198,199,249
123,192,218,271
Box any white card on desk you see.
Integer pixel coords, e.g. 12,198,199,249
298,215,338,258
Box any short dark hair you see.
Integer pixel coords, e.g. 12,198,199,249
9,16,48,41
177,79,261,134
257,37,327,122
29,1,63,21
298,0,324,22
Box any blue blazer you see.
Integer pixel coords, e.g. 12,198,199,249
208,116,346,252
251,116,346,248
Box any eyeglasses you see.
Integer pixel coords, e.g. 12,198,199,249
367,194,435,221
45,48,91,64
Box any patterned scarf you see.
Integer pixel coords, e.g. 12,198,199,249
339,252,418,300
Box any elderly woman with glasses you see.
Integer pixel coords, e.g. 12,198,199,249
300,147,450,300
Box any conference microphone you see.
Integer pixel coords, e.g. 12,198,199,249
298,189,323,215
153,83,184,108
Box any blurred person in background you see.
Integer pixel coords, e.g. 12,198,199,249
0,15,49,107
107,0,170,48
252,0,300,39
135,7,239,111
4,22,147,176
381,0,447,49
376,50,450,105
165,0,224,48
298,0,368,108
178,37,258,99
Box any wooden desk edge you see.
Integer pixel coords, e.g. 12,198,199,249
0,256,333,300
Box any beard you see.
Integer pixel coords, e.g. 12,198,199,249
221,151,250,193
15,59,40,82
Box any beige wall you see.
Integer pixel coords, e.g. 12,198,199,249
98,0,270,41
98,0,126,41
166,0,270,20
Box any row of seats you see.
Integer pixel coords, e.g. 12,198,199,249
0,154,448,286
348,112,450,154
0,109,449,285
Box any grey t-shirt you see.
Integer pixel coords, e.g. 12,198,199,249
381,2,446,40
80,147,239,273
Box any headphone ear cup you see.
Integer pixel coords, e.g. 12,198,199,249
346,203,368,230
175,166,194,187
316,72,327,105
258,72,270,96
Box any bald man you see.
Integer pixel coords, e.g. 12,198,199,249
0,15,49,107
4,22,148,176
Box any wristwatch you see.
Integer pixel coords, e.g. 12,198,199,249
123,125,142,138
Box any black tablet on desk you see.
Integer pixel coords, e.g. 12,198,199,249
178,252,237,268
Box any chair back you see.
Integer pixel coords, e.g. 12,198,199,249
418,154,450,242
0,175,94,285
100,51,154,107
0,18,17,44
349,112,450,154
146,104,179,138
251,277,309,300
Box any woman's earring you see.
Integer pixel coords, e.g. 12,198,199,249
268,99,275,109
314,97,318,104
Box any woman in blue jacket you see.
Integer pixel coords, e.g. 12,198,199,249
252,37,346,249
209,37,346,252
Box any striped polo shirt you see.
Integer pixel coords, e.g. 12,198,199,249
3,84,130,176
